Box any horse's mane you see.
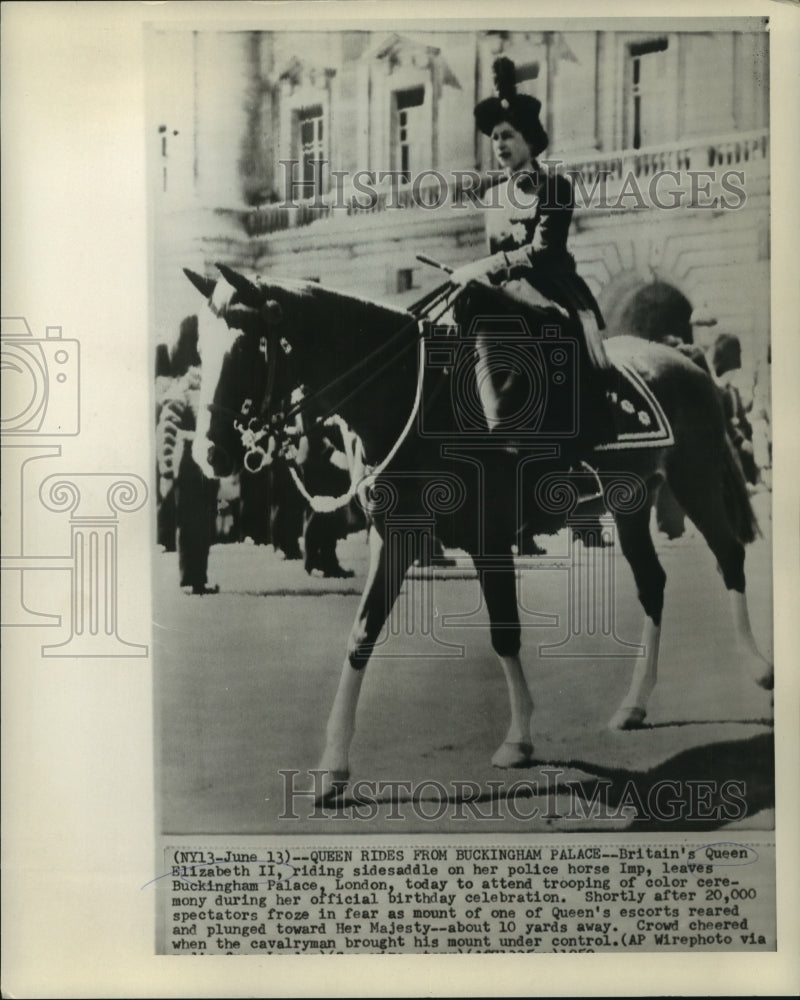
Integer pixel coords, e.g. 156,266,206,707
272,278,413,342
456,278,568,325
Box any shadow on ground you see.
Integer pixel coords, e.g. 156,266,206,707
308,731,773,833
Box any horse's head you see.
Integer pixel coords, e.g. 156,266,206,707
184,265,313,478
186,264,418,474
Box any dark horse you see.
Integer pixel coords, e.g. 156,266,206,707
186,265,772,802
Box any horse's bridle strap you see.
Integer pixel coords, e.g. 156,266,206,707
278,281,457,430
282,285,460,513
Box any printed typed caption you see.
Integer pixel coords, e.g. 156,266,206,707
159,840,774,955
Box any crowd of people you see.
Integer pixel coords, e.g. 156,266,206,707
155,316,362,595
154,316,770,594
155,58,770,589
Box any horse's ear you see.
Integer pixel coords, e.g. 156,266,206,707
183,268,216,299
215,263,265,308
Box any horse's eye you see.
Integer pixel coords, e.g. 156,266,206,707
241,398,253,416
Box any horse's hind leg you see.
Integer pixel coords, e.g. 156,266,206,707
609,486,666,730
667,450,773,690
472,550,534,767
316,524,413,802
729,589,772,688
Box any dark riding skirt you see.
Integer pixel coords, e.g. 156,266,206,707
509,254,606,332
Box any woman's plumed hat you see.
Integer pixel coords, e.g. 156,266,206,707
474,57,549,158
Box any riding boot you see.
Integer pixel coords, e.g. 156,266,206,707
576,312,618,450
577,309,611,371
474,339,503,433
473,338,524,453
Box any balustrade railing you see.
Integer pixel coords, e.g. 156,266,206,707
240,128,769,237
568,128,769,188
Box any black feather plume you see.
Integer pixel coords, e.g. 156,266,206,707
493,57,517,101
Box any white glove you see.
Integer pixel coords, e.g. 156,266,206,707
450,254,508,287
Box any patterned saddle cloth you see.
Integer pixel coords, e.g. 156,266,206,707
596,360,674,452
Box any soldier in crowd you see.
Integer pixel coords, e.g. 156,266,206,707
711,332,760,487
267,458,305,560
749,344,772,487
239,462,273,547
300,428,355,578
155,315,220,595
285,407,359,578
155,342,177,552
653,328,766,540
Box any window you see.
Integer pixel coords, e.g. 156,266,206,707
396,267,420,293
628,39,668,149
393,87,425,184
295,105,324,197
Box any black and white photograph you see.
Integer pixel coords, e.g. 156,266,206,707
151,21,774,834
3,0,799,992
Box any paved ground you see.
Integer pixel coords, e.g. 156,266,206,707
154,490,773,835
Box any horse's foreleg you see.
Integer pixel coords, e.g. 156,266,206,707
317,659,366,797
317,525,412,802
473,552,533,767
609,503,666,730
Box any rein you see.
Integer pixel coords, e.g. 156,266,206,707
275,280,454,431
280,283,460,514
288,334,426,514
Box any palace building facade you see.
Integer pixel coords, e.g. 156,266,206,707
150,25,769,375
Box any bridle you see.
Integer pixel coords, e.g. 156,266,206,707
223,279,461,511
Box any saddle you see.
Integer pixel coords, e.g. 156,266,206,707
454,280,673,458
596,361,674,453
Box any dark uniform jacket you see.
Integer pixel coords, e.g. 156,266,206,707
484,166,605,329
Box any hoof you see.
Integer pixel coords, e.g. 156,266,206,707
314,768,350,806
753,663,774,691
492,740,534,769
755,672,774,692
608,706,646,731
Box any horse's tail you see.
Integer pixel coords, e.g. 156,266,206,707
721,431,760,545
